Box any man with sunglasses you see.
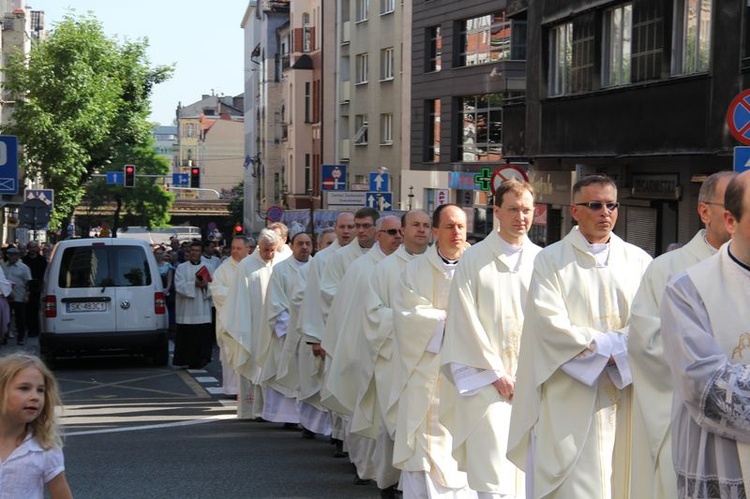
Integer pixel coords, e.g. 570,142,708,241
322,214,403,493
439,179,542,498
509,174,652,499
628,171,735,499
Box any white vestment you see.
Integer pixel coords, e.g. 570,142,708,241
260,257,309,423
508,227,651,499
628,230,716,499
441,231,540,495
391,245,473,494
174,261,213,324
222,250,274,419
662,245,750,499
210,256,246,395
295,241,341,434
352,245,419,439
275,243,293,264
319,240,369,327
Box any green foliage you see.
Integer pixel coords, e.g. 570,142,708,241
1,14,173,229
227,181,244,225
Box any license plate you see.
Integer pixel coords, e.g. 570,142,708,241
66,301,107,313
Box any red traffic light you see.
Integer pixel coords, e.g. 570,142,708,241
123,164,136,187
190,167,200,188
233,223,243,235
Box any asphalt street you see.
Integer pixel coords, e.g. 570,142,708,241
0,337,384,498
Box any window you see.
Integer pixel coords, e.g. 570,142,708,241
59,246,152,288
380,113,393,144
380,0,394,15
457,94,503,163
425,99,441,162
548,22,572,96
427,26,442,72
458,12,514,66
356,0,369,22
304,82,312,123
303,12,312,52
381,47,394,80
548,13,595,96
354,114,368,144
602,4,633,87
672,0,712,75
356,53,369,83
631,0,664,82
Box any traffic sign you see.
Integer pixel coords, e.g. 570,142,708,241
172,173,189,186
267,205,284,222
367,192,393,211
727,90,750,145
326,191,367,207
321,164,347,191
0,135,19,194
18,198,51,230
24,189,54,207
491,165,530,194
369,172,389,192
734,146,750,173
106,171,124,185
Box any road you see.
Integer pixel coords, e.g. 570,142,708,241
1,338,383,498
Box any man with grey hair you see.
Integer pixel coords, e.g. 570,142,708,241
210,236,252,398
223,228,280,419
269,221,293,262
628,170,736,499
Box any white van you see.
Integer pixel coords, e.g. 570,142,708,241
40,238,169,365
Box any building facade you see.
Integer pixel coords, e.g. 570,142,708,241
520,0,746,255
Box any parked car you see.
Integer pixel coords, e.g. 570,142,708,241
39,238,169,366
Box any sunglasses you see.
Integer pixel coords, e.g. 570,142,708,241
575,201,619,211
379,228,401,236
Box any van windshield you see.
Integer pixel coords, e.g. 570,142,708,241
58,246,153,288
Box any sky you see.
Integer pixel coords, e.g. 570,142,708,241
29,0,249,125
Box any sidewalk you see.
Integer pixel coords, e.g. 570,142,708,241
0,335,40,357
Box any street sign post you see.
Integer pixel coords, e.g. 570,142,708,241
727,89,750,145
24,189,54,207
369,172,389,192
491,165,529,195
266,205,284,222
321,165,347,191
172,173,189,186
367,192,393,211
0,135,19,194
734,146,750,174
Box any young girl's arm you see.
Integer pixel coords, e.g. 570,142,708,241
47,471,73,499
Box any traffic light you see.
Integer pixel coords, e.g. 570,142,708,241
233,223,243,235
124,165,136,187
190,167,200,188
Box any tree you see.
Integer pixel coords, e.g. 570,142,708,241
1,14,173,231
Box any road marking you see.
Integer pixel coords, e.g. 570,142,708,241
65,412,237,436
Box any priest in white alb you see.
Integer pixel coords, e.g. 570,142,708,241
222,228,280,419
296,212,355,446
508,175,651,499
391,204,475,498
209,236,252,397
628,171,735,499
441,180,541,498
260,232,313,425
661,171,750,499
269,221,293,262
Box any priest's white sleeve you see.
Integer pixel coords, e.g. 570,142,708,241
561,332,632,388
662,275,750,443
449,363,504,396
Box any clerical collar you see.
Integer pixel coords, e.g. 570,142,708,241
498,235,523,272
575,229,610,267
727,245,750,273
437,247,459,265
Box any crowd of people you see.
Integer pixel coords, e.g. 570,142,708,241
169,172,750,499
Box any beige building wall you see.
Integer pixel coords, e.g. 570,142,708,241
201,118,245,198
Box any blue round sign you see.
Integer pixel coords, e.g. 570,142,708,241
267,205,284,222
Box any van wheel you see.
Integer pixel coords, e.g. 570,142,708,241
152,344,169,366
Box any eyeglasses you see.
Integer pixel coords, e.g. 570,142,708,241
702,201,724,208
355,223,374,229
575,201,619,211
378,228,401,236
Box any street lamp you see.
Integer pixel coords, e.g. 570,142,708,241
407,186,414,210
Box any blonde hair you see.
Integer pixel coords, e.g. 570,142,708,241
0,354,63,449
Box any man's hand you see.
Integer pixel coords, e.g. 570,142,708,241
492,375,515,401
311,343,326,357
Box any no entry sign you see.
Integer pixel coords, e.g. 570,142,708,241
491,165,529,195
727,89,750,145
